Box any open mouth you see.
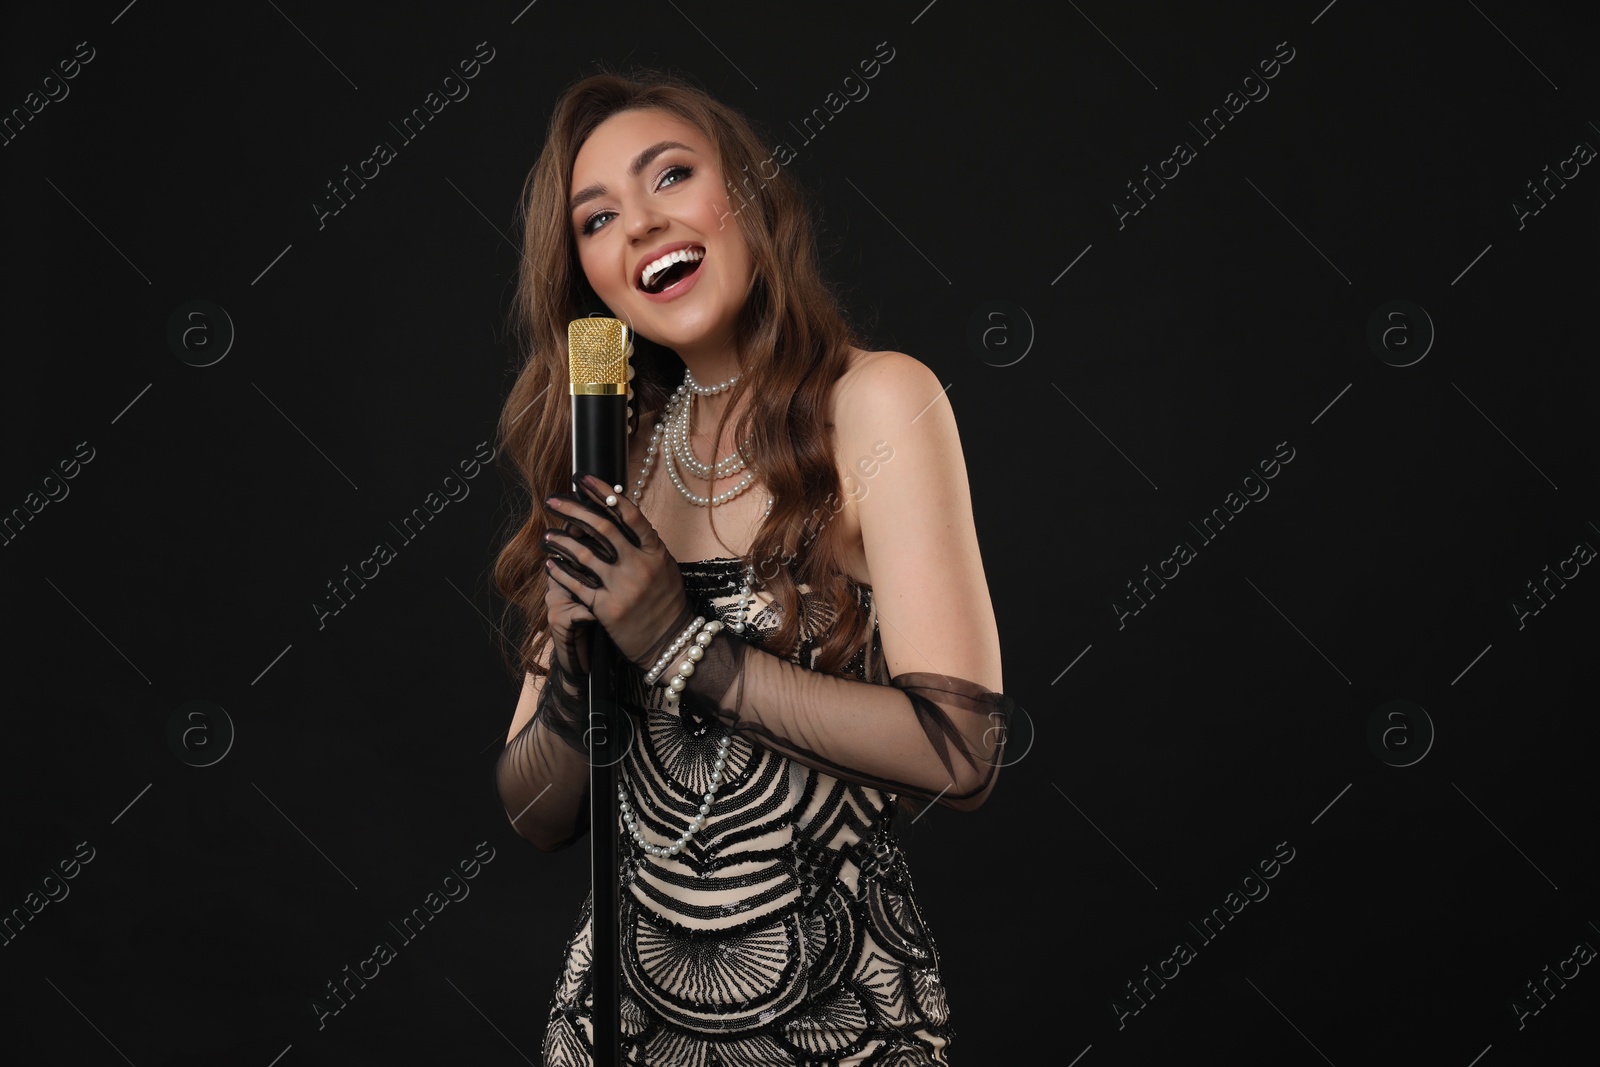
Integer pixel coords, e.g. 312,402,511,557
638,246,706,294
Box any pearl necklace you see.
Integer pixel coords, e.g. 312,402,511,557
632,369,756,508
684,368,737,396
618,729,731,858
625,361,635,437
627,367,770,632
670,389,746,481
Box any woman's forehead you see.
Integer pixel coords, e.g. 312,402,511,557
573,109,710,176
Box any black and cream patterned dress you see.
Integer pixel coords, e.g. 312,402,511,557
541,558,954,1066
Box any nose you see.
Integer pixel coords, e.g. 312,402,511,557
623,198,666,241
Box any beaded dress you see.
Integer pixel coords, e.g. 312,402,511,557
498,555,1012,1066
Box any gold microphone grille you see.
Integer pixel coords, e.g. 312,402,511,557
567,318,631,393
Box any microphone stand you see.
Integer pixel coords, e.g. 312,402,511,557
587,629,622,1067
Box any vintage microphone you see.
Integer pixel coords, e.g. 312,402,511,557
567,316,632,1067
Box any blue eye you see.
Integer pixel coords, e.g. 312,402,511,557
579,165,694,236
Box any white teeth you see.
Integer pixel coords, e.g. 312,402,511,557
641,247,705,290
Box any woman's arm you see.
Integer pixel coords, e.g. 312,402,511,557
667,352,1010,809
837,350,1003,697
495,634,593,851
545,353,1013,811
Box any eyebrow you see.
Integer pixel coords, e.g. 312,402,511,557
568,140,697,216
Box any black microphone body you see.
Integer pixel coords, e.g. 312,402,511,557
571,394,629,491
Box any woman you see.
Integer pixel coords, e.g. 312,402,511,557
493,70,1015,1066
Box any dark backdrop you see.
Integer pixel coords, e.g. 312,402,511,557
3,1,1596,1064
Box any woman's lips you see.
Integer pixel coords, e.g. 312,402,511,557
638,253,706,303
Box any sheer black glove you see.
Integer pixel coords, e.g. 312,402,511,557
540,472,697,672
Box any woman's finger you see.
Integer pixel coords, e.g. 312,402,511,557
541,520,601,565
547,574,592,614
544,547,602,591
540,502,618,564
568,472,644,549
544,556,581,600
579,473,656,551
540,518,614,566
544,493,634,556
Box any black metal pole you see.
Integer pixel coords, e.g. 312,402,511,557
587,633,621,1066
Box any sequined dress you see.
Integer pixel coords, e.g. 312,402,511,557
540,558,955,1066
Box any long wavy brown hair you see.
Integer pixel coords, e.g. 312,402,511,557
492,69,873,683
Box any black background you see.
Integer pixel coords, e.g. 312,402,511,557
3,1,1597,1064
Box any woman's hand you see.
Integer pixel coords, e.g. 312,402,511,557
543,553,595,676
539,472,694,670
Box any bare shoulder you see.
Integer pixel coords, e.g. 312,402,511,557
831,347,946,432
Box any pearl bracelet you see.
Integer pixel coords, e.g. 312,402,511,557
663,618,724,710
644,615,705,686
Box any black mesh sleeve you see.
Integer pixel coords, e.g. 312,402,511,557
666,626,1014,810
495,655,593,848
